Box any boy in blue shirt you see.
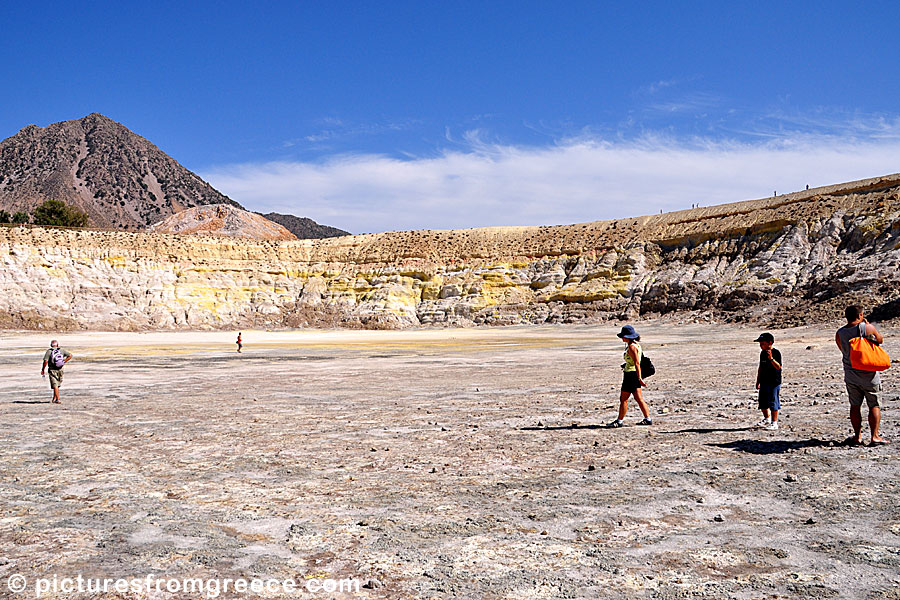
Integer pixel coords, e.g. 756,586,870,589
754,332,783,430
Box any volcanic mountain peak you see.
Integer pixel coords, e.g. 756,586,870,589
0,113,240,229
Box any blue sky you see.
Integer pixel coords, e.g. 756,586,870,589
2,1,899,232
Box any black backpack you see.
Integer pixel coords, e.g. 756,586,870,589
640,353,656,378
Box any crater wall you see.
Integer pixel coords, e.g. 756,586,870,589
2,175,900,330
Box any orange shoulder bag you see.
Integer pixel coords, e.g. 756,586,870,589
849,323,891,371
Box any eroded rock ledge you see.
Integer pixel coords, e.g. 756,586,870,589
2,174,900,330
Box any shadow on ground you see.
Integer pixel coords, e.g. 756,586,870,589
709,438,839,455
520,424,607,431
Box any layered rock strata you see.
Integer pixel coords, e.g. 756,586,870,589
2,175,899,330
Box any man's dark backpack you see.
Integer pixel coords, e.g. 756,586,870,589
640,354,656,378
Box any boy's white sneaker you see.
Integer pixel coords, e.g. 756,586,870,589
755,418,771,428
763,421,779,431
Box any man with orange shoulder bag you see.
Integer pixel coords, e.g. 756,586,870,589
835,305,890,446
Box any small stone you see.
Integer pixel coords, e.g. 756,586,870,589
587,465,595,471
430,467,437,473
540,530,549,536
357,520,369,526
713,515,724,522
805,518,817,525
362,579,382,589
537,421,543,427
784,474,797,482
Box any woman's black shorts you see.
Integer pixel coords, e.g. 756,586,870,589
621,371,643,393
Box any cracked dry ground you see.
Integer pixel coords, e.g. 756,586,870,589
1,324,898,599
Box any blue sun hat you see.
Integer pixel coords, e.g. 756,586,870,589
617,324,640,339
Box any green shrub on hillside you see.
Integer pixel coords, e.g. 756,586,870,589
31,200,89,227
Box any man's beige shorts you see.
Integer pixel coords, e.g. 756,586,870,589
846,382,880,408
48,369,63,389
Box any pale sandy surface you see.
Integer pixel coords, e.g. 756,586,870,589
1,324,899,599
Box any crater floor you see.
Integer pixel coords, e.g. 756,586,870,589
1,324,898,599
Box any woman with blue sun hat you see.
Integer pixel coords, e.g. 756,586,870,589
606,324,653,428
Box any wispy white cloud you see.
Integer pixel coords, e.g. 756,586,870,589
645,91,722,115
297,118,421,145
636,77,700,96
753,109,900,140
202,133,900,234
646,79,679,94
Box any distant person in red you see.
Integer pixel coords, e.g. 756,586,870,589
236,332,242,353
41,340,72,404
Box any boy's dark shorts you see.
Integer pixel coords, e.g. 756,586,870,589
621,371,643,393
758,384,781,411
